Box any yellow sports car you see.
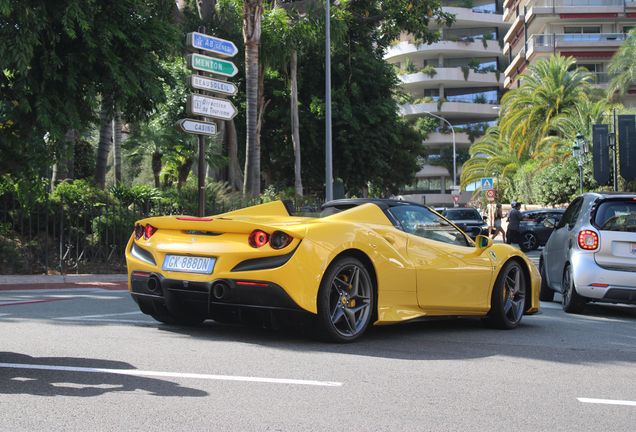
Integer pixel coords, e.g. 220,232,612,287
125,198,540,342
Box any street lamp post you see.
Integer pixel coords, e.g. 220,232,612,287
423,111,456,188
572,132,589,194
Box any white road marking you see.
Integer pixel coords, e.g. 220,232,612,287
54,311,144,320
0,363,343,387
578,398,636,407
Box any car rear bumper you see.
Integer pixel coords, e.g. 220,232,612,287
572,253,636,304
129,271,308,321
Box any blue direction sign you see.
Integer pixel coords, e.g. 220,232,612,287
187,32,238,58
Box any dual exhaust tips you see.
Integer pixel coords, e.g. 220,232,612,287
146,276,232,301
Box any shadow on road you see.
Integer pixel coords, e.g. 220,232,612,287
152,301,636,365
0,352,208,398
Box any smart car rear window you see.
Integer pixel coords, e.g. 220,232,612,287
594,200,636,232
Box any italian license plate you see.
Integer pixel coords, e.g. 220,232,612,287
162,255,216,274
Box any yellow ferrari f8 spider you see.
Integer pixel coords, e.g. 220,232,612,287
125,199,540,342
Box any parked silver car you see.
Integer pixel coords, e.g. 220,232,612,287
539,192,636,313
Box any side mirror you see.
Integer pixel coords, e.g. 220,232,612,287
474,235,493,255
543,217,556,229
482,215,488,221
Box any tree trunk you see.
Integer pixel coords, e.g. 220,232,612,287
228,118,243,192
51,129,76,191
242,0,263,198
151,151,162,188
113,108,122,185
177,158,194,190
255,63,270,188
196,0,216,19
95,95,113,189
290,48,303,197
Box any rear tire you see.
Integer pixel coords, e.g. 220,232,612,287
539,260,554,302
313,256,374,343
561,264,586,314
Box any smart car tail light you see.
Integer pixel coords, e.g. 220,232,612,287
249,230,269,248
270,231,293,249
134,223,144,240
578,230,598,250
144,224,158,240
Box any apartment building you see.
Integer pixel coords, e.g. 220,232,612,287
385,0,511,206
504,0,636,107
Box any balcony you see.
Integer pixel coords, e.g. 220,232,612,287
397,68,503,92
398,101,500,122
524,33,623,60
385,40,505,63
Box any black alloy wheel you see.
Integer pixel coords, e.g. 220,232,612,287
489,260,526,329
520,232,539,252
314,256,374,343
561,264,586,314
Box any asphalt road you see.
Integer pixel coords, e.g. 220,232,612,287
1,249,635,431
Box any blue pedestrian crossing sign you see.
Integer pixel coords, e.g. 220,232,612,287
481,178,494,190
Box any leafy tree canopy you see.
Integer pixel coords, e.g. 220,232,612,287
0,0,179,180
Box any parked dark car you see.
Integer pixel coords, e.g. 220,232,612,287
443,207,489,239
518,209,566,251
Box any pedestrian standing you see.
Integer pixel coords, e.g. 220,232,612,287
506,202,535,247
491,203,506,242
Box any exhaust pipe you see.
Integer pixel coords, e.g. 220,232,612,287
211,281,232,301
147,276,161,294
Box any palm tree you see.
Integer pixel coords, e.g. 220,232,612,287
242,0,264,198
607,28,636,102
460,126,524,192
113,108,122,185
499,54,596,161
95,94,113,189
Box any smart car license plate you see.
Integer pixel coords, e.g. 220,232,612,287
162,255,215,274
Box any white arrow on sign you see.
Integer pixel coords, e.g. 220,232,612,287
174,119,217,136
187,75,238,96
187,94,238,121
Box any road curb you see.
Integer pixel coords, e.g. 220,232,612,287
0,274,128,291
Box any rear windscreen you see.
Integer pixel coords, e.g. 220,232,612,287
594,200,636,232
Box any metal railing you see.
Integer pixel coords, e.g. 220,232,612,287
530,33,626,47
529,0,625,7
0,195,322,275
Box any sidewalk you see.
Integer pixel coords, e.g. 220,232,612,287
0,274,128,291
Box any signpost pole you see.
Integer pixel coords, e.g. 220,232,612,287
197,26,206,217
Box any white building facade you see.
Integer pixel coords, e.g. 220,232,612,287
385,0,511,206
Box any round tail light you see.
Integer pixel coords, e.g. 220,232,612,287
270,231,293,249
249,230,269,248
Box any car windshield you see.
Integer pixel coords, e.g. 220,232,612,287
445,209,481,221
389,205,472,247
594,199,636,232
